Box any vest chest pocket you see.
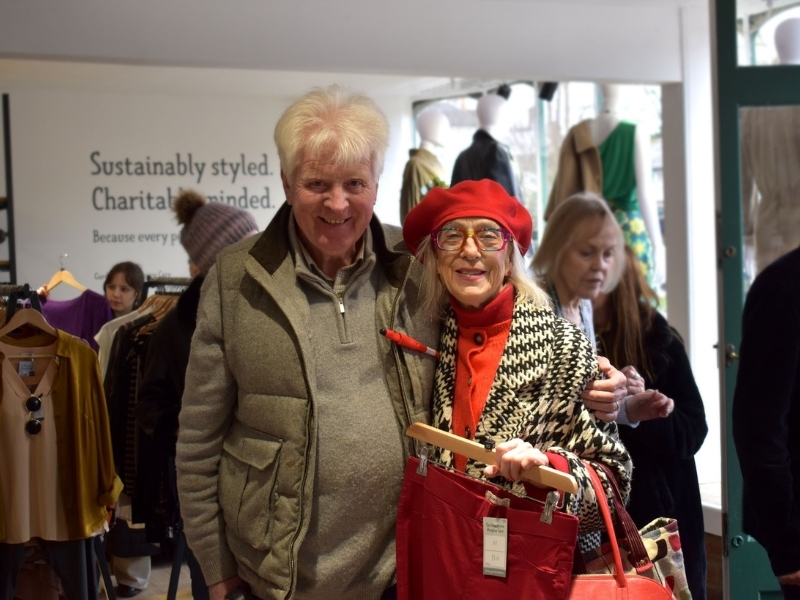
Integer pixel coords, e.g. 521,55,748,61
219,423,283,551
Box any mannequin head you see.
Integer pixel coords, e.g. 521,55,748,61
416,108,450,149
599,83,623,114
775,18,800,65
476,93,508,136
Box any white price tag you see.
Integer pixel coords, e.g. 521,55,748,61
18,360,34,377
483,516,508,577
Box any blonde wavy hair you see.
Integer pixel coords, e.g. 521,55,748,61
532,192,625,293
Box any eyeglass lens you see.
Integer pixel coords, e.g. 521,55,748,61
436,228,507,251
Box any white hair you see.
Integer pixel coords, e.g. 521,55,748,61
274,84,389,182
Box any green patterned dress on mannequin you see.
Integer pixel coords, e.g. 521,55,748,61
597,121,655,282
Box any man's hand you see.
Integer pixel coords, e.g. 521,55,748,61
483,438,549,483
625,390,674,422
582,356,627,422
778,569,800,586
209,576,249,600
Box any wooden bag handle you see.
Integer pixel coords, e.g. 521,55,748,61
406,422,578,494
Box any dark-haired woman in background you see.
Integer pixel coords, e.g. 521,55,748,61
104,262,145,319
593,246,708,600
99,261,151,597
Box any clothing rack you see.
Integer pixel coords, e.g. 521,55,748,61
0,283,29,297
0,283,42,324
141,277,193,299
0,283,118,599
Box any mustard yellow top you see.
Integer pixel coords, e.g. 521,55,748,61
0,329,122,541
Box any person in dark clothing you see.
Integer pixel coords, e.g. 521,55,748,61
594,246,708,600
137,275,203,457
451,91,521,199
733,245,800,599
136,190,258,600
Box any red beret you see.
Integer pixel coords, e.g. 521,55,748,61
402,179,532,256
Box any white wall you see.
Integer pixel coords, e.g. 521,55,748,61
0,62,416,291
680,3,720,495
661,3,720,533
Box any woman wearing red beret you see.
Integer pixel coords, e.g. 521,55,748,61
402,178,631,534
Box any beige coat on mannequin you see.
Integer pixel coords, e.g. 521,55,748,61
546,84,665,286
399,108,449,223
740,18,800,275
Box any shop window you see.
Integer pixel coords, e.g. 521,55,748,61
737,1,800,66
414,81,663,289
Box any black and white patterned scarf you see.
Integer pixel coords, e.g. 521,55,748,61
431,291,632,534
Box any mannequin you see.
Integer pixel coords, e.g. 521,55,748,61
475,93,509,140
451,90,522,199
546,84,665,287
399,108,449,223
417,108,449,153
775,17,800,64
741,18,800,275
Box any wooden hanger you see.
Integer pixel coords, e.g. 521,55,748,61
40,254,87,294
406,422,578,494
138,294,177,320
0,307,58,345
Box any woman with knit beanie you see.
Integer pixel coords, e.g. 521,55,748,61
401,179,632,589
135,190,258,600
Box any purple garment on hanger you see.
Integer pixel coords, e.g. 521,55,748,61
41,290,113,352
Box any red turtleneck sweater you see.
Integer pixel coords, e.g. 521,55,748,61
451,284,514,472
449,285,569,484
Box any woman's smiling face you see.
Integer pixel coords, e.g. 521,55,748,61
435,217,512,310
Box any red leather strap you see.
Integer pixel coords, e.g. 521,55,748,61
592,462,652,573
583,462,627,588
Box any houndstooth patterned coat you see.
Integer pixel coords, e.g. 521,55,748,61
431,292,632,533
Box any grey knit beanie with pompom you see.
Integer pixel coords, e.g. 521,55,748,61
173,190,259,276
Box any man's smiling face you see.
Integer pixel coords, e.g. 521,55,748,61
283,156,378,278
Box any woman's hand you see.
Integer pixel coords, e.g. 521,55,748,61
625,390,674,422
620,365,646,396
581,356,627,422
483,438,549,482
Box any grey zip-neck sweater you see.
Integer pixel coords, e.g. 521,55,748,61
290,224,405,600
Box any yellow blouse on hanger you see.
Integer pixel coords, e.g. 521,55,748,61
0,330,122,542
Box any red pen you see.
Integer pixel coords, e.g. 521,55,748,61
380,328,440,358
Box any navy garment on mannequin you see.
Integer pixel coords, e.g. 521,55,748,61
451,129,521,199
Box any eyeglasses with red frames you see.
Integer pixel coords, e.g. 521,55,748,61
431,227,512,252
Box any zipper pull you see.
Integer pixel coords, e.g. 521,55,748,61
540,490,560,524
337,295,345,314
